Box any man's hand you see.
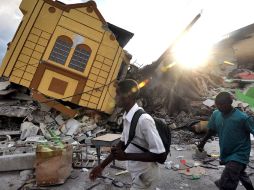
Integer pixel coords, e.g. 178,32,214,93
89,165,103,181
111,146,126,161
197,141,205,152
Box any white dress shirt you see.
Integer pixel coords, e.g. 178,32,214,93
120,103,165,177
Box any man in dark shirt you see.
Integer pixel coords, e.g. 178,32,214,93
198,92,254,190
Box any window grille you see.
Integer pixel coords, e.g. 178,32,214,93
49,35,73,65
69,44,91,72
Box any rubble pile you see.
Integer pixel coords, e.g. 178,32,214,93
128,63,221,116
0,79,115,172
126,58,254,144
0,81,118,187
1,57,254,188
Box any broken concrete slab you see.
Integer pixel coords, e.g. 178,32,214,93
20,122,39,140
74,134,87,142
80,123,98,134
44,115,55,124
19,170,33,181
169,123,177,130
232,100,249,108
39,123,51,139
0,130,21,136
65,119,81,136
25,136,46,143
202,99,215,107
0,152,35,171
39,103,51,112
0,89,16,96
55,114,65,126
0,81,10,91
61,136,75,144
0,99,20,106
0,106,35,117
10,92,33,101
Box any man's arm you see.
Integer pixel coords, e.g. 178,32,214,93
245,116,254,135
112,147,166,163
197,111,217,151
197,128,216,151
89,141,125,181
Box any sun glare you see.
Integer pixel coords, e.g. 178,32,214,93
172,33,213,70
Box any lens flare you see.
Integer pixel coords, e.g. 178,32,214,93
160,62,177,72
138,79,149,89
224,61,235,66
172,32,213,70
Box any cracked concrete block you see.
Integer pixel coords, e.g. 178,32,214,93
20,170,33,181
61,136,75,144
55,114,65,126
0,81,10,91
45,115,55,124
39,103,51,112
39,123,51,139
0,152,36,171
25,135,46,143
75,134,87,142
66,119,81,136
20,122,39,140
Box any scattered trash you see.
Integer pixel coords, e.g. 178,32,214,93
179,166,206,177
173,145,187,151
115,170,129,176
165,161,173,170
82,168,89,172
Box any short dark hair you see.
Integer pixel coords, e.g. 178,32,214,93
215,92,233,105
117,79,140,99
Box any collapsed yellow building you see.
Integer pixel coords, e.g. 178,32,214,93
0,0,133,116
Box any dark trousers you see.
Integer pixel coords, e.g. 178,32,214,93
216,161,254,190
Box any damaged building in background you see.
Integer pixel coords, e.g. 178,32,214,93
0,0,133,117
128,22,254,117
215,23,254,70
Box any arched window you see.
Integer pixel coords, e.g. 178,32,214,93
49,35,73,65
69,44,91,72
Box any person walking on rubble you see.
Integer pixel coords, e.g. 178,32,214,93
89,79,166,190
198,91,254,190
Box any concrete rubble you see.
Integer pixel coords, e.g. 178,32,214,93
0,58,254,189
0,57,253,189
1,25,254,189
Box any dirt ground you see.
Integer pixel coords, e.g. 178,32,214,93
1,142,254,190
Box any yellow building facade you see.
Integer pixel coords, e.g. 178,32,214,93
0,0,133,115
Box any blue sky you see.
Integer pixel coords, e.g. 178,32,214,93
1,0,254,66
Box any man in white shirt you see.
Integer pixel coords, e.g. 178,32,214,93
89,79,166,190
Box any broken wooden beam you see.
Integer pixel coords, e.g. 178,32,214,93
31,91,77,118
